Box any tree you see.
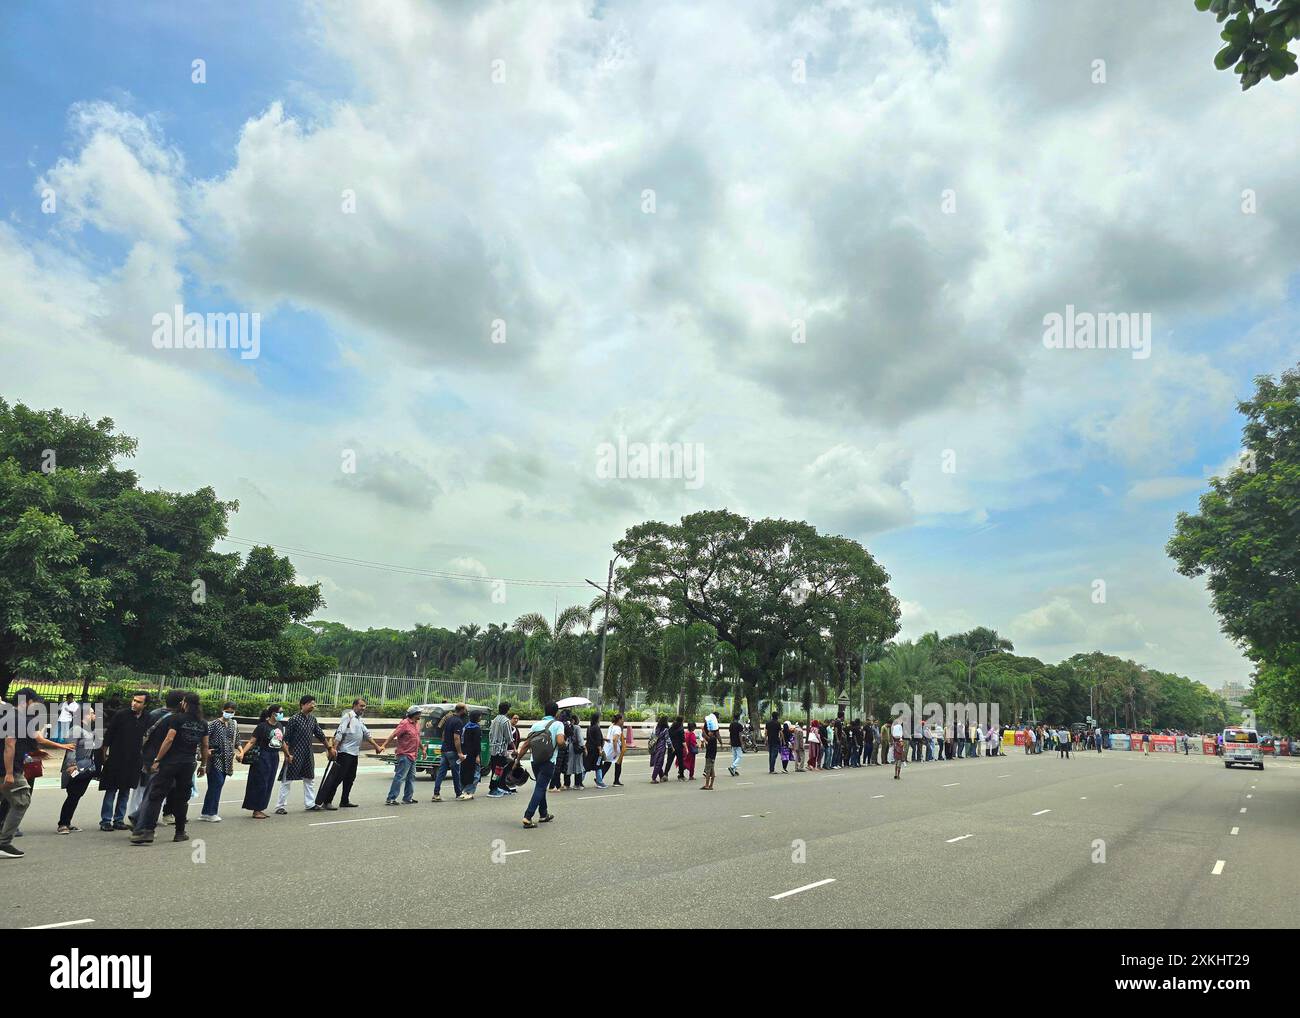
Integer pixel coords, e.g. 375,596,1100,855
614,510,900,726
0,399,333,695
1195,0,1300,91
1168,367,1300,722
513,605,591,707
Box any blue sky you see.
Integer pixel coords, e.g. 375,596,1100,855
2,0,1297,689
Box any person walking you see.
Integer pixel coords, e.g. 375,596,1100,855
458,710,483,800
126,690,184,830
432,704,467,802
585,713,610,788
520,702,565,828
488,702,514,798
56,706,100,835
609,713,626,787
701,719,718,790
792,720,806,772
379,706,423,806
668,716,687,781
1142,730,1151,757
1,690,53,858
131,691,209,846
650,718,670,783
275,696,334,813
238,705,286,819
199,701,239,823
317,698,381,810
766,712,782,774
807,719,821,770
727,716,744,777
565,712,586,789
891,715,906,780
96,690,148,832
683,721,698,780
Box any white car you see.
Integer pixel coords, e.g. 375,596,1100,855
1222,727,1264,770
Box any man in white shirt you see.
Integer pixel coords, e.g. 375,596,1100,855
318,698,381,810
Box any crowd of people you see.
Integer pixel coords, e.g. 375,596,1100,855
0,684,1250,856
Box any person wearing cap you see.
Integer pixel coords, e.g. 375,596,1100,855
379,706,423,806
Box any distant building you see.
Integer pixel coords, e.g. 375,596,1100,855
1217,681,1248,706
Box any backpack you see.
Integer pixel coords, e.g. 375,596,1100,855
527,720,557,762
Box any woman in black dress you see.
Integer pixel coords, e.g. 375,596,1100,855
237,705,284,819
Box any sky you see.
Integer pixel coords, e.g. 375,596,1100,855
2,0,1296,689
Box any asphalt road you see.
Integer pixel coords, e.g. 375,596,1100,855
5,746,1296,929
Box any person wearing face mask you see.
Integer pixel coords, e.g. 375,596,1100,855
238,705,286,820
317,698,382,810
199,701,239,823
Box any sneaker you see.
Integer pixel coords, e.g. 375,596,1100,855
199,814,222,823
173,831,189,843
401,799,418,805
488,790,506,798
340,802,359,808
321,804,338,811
57,826,71,835
0,844,24,859
430,794,442,803
129,829,155,846
99,823,113,832
113,821,129,831
274,807,287,815
539,813,555,823
385,799,399,806
522,818,538,828
306,805,323,812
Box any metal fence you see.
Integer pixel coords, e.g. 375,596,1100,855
22,670,848,719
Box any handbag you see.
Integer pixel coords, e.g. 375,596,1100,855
23,754,44,780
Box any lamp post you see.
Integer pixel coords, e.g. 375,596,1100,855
585,556,618,716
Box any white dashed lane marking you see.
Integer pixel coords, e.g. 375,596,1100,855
946,834,974,843
770,878,837,901
1212,860,1226,875
1032,809,1052,816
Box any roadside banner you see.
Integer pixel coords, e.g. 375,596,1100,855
1110,732,1131,751
1152,735,1176,753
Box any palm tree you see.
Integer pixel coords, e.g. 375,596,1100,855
513,605,591,707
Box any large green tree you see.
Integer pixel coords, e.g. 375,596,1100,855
614,510,900,725
1167,367,1300,728
0,399,332,696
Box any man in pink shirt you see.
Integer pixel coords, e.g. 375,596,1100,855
380,706,423,805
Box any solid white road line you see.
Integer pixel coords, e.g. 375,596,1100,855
1230,827,1239,835
502,849,530,856
1032,809,1052,816
736,782,755,786
946,834,974,843
309,815,399,827
1212,860,1225,875
23,919,94,929
769,878,837,901
576,793,625,800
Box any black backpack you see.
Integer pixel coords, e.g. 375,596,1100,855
527,721,557,761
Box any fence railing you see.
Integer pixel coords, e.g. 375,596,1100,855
21,671,851,719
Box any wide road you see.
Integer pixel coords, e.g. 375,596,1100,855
5,745,1296,929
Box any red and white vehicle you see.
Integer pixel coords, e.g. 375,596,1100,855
1222,727,1264,770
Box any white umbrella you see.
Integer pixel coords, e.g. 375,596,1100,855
555,695,592,709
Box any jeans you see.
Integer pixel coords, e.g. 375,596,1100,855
100,788,129,826
0,776,32,847
768,746,780,772
731,746,743,772
461,756,480,795
388,756,416,802
526,759,554,820
201,766,227,816
435,751,463,797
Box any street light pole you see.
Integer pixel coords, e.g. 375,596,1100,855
586,557,616,716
